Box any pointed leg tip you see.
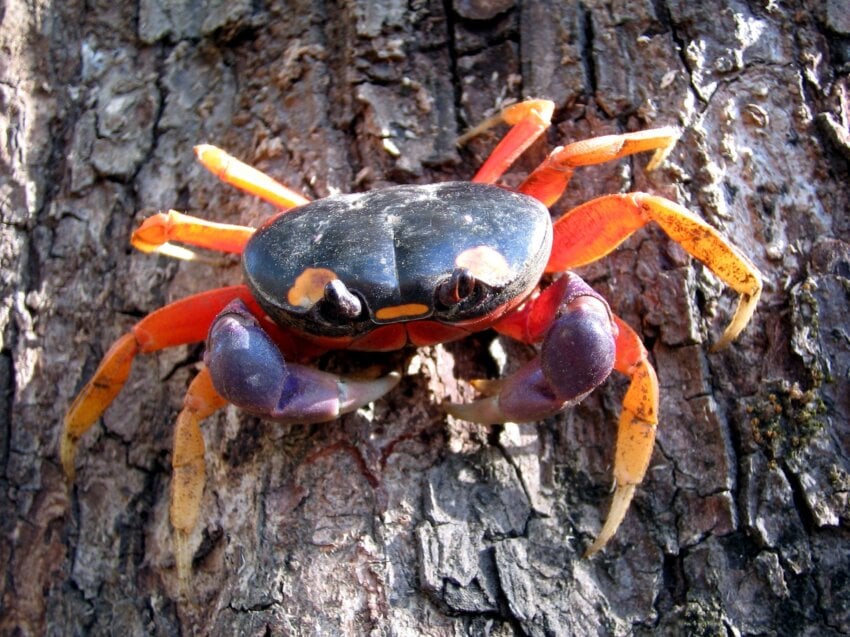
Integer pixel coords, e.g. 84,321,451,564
193,143,214,158
173,529,194,587
712,292,761,352
710,333,735,353
583,540,605,559
584,483,637,558
59,433,78,482
194,144,229,174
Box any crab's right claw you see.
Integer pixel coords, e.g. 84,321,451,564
206,300,401,425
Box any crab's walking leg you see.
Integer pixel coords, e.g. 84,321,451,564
61,286,260,479
461,99,555,185
547,193,762,348
194,144,311,210
131,209,255,258
171,367,227,582
444,273,616,423
518,127,680,207
585,316,658,556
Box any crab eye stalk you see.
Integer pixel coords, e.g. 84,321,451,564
437,267,476,307
321,279,363,320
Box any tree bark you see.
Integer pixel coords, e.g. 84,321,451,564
2,0,849,635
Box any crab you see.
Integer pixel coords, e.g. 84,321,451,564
62,99,762,581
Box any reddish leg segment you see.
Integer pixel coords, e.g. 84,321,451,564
518,127,680,207
195,144,311,210
61,286,258,478
546,192,763,349
464,99,555,185
131,209,255,258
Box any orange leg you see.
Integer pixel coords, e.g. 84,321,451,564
61,286,258,479
585,315,658,556
131,210,256,258
518,127,680,207
170,366,228,584
461,99,555,185
547,192,762,349
194,144,310,210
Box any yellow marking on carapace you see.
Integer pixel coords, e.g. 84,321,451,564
287,267,338,307
375,303,430,320
455,245,512,285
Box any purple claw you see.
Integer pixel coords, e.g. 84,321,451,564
445,274,616,424
540,295,615,401
206,302,293,415
206,300,399,424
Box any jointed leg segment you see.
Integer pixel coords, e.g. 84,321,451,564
171,367,227,582
132,146,313,261
518,127,680,207
131,209,255,258
585,316,658,556
464,99,555,185
61,286,258,479
546,192,763,349
194,144,310,210
462,99,679,209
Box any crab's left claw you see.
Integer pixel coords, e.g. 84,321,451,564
205,300,401,425
444,278,617,424
446,273,660,555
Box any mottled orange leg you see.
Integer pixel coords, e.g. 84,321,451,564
460,99,555,184
546,192,762,349
194,144,310,210
519,127,680,207
585,316,658,556
131,209,255,260
62,333,139,479
61,286,257,479
170,367,227,584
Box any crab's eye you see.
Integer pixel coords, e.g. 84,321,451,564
437,267,476,307
320,279,363,320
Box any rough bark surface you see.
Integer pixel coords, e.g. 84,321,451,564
2,0,849,635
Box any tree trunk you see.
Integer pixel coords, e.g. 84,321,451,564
2,0,849,634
